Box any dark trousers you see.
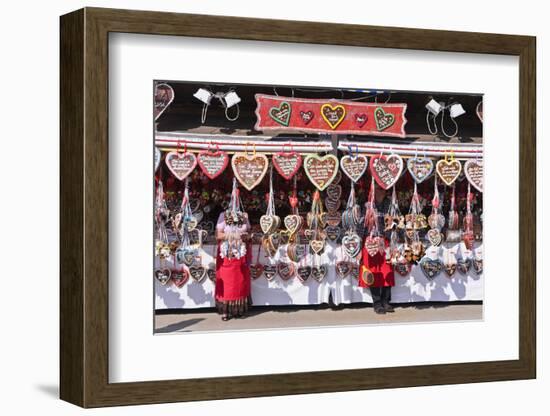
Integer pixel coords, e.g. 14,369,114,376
370,286,392,305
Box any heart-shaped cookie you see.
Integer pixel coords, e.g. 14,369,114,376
297,266,312,283
342,233,362,258
325,225,341,241
311,265,327,282
444,262,457,278
263,265,277,281
394,261,411,277
176,247,196,266
374,107,395,131
189,265,206,283
284,214,302,235
321,104,346,129
355,113,368,127
287,243,306,262
269,101,292,126
309,239,325,254
250,263,264,280
325,197,341,213
335,261,352,278
473,258,483,274
326,184,342,200
370,154,404,190
206,267,216,282
165,151,197,181
419,257,442,279
154,83,175,120
231,153,269,191
197,149,229,180
260,214,280,234
426,229,443,246
407,157,434,184
326,212,342,226
277,262,296,281
364,236,381,257
154,268,171,285
300,110,314,125
464,159,483,192
171,269,189,288
272,151,302,180
340,155,368,183
304,154,339,191
436,159,462,186
457,258,472,274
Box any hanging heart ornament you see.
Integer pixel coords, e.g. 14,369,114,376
284,215,302,235
250,264,264,280
272,151,302,180
154,269,172,285
303,154,339,191
374,107,395,131
171,269,189,288
197,149,229,180
277,262,296,281
364,236,381,257
426,229,443,246
231,152,269,191
165,151,197,181
311,266,327,282
464,159,483,192
154,147,162,172
436,159,462,186
340,155,368,183
419,257,443,279
260,214,280,234
342,233,362,258
369,154,403,190
309,239,325,254
335,261,352,278
297,266,312,283
407,157,434,183
189,265,206,283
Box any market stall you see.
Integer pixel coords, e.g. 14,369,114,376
154,84,483,310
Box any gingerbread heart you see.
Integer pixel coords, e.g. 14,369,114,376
311,265,327,282
272,151,302,180
231,153,269,191
263,265,277,281
287,243,306,262
457,258,472,274
464,159,483,192
176,247,196,266
171,269,189,288
189,265,206,283
326,212,342,226
197,149,229,180
297,266,312,283
154,83,174,120
325,225,341,241
165,151,197,181
335,261,352,278
355,113,368,127
444,262,457,278
154,268,171,285
426,229,443,246
260,215,280,234
206,267,216,282
340,155,368,183
326,184,342,200
419,257,442,279
309,239,325,254
304,154,339,191
250,263,264,280
374,107,395,131
284,214,302,235
436,159,462,186
321,104,346,129
342,233,362,258
407,157,434,184
370,154,403,190
394,261,410,277
325,197,341,213
277,262,295,281
300,110,314,125
473,258,483,274
269,101,292,126
349,263,360,279
364,236,381,257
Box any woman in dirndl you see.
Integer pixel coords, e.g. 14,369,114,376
214,180,252,320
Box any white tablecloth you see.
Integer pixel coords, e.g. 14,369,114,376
155,242,483,309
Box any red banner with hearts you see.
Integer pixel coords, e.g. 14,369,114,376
254,94,407,137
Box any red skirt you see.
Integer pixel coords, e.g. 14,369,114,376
215,245,251,302
359,245,395,288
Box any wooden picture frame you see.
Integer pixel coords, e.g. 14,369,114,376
60,7,536,408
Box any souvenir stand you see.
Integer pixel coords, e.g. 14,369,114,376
153,83,484,310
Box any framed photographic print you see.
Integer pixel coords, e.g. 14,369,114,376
60,7,536,408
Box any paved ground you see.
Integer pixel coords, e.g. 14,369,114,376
155,302,483,333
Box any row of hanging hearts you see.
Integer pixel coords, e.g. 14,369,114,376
154,264,216,287
158,147,483,193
